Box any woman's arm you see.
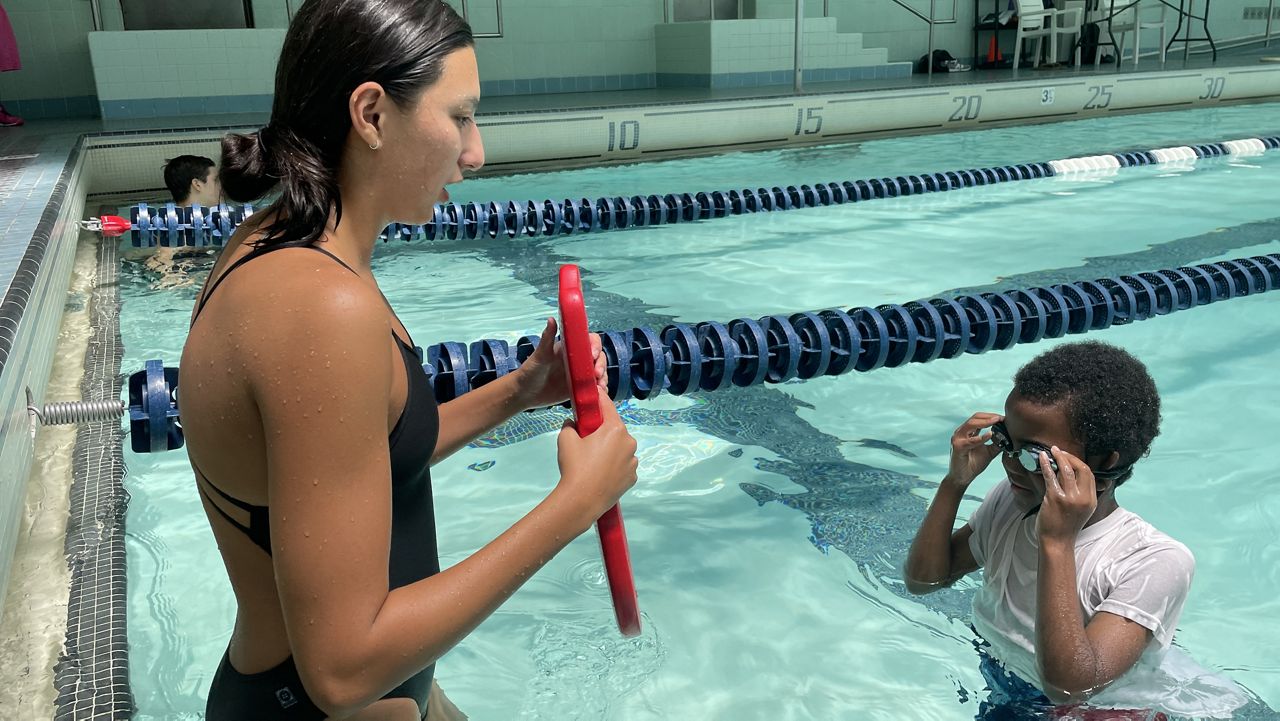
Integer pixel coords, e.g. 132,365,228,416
431,318,605,464
251,274,636,717
431,371,529,463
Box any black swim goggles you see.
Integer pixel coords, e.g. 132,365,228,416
989,421,1130,482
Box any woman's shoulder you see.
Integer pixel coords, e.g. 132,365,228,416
190,242,391,363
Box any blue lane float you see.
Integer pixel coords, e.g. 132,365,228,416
125,254,1280,452
122,135,1280,248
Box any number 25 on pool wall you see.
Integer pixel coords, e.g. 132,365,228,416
1084,85,1114,110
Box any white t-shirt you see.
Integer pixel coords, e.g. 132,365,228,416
967,479,1248,717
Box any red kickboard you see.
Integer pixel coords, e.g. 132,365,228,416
558,264,640,637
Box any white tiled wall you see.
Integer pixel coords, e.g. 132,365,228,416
88,30,285,102
0,0,97,102
658,17,890,75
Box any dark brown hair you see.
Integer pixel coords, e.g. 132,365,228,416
219,0,472,248
163,155,215,204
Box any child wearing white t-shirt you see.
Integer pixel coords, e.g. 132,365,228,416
905,341,1249,718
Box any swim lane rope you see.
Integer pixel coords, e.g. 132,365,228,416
31,254,1279,452
113,135,1279,249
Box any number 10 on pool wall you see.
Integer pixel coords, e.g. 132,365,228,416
608,120,641,152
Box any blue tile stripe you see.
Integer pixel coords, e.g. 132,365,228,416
99,94,274,120
2,96,99,120
483,73,658,97
659,64,913,89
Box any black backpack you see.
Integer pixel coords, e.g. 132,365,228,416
1078,22,1114,65
916,49,956,74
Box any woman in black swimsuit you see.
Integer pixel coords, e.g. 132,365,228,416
180,2,639,719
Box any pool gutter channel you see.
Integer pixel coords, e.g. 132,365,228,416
53,235,134,720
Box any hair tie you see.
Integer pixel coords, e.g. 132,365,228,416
257,125,274,155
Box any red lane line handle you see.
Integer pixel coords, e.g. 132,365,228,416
100,216,131,237
558,264,641,637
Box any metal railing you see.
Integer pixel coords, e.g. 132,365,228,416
667,0,835,21
1268,0,1276,48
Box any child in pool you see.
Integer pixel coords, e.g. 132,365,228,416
905,340,1247,718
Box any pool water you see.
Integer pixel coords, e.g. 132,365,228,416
119,102,1280,720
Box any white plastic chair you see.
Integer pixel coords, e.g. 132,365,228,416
1133,0,1170,67
1085,0,1167,68
1014,0,1083,68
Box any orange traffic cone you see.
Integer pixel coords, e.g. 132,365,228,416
987,36,999,65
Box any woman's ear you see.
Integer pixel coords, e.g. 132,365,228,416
349,82,387,148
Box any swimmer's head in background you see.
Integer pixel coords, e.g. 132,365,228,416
164,155,219,206
219,0,476,249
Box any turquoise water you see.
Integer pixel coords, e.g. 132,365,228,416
119,103,1280,720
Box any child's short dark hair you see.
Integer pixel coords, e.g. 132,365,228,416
163,155,216,204
1013,341,1161,485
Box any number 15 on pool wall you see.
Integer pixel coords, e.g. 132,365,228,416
794,107,824,135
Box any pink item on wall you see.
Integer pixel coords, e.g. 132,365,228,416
0,3,22,73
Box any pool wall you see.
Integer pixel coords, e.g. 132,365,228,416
53,66,1280,208
0,148,89,612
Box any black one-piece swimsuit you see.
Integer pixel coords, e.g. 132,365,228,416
191,245,441,720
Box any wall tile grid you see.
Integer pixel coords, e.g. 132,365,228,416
0,0,98,118
88,30,283,119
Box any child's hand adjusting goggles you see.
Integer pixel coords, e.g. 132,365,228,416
989,421,1130,483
